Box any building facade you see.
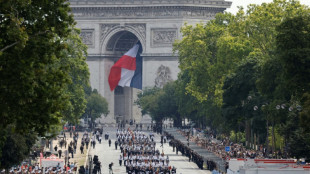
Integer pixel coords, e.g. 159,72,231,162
70,0,232,123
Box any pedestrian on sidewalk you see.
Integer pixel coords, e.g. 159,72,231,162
86,138,89,149
108,162,113,174
54,145,58,152
108,139,111,147
115,140,118,150
119,155,122,166
69,146,74,158
80,145,84,154
96,131,100,141
74,144,77,153
60,140,64,148
58,149,62,159
93,140,96,149
99,136,102,144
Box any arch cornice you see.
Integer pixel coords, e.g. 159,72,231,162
69,0,232,8
71,6,225,20
100,24,146,54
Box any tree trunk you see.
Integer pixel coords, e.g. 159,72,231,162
246,120,251,148
254,133,256,150
237,123,240,143
266,118,269,156
173,115,182,127
272,121,275,154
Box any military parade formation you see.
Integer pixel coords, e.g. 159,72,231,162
166,133,205,171
116,129,177,174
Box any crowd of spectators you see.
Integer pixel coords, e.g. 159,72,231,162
179,129,284,161
1,162,77,174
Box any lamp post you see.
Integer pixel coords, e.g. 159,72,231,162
253,103,268,156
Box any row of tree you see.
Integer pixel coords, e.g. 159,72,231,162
0,0,108,169
137,0,310,160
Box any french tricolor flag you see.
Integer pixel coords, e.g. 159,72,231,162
108,42,143,91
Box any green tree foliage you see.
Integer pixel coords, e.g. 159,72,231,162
0,0,74,140
174,12,253,104
275,12,310,159
175,72,199,126
84,89,109,128
0,0,90,165
0,126,37,170
136,87,161,117
276,12,310,98
61,29,90,124
172,0,310,158
157,83,180,121
136,83,182,126
222,58,261,131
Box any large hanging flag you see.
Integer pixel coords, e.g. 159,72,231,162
108,42,143,91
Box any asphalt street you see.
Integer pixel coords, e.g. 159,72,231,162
88,126,211,174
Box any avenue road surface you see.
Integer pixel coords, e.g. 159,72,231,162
89,126,211,174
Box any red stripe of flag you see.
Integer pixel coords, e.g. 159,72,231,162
108,55,137,91
114,55,136,70
108,66,122,91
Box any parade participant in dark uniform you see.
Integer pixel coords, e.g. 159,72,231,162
119,155,122,166
115,140,118,150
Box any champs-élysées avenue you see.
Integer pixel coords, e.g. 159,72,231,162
0,0,310,173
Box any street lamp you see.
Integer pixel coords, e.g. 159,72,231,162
253,103,268,155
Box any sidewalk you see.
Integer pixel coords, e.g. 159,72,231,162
46,132,91,167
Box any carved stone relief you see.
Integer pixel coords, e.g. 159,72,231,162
100,24,120,44
80,29,94,47
151,28,177,47
155,65,173,88
126,24,146,41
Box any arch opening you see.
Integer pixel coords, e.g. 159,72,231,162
107,31,140,124
106,31,139,53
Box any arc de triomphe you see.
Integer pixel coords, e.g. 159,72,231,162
70,0,231,124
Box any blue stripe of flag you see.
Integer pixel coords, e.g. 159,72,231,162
130,42,143,90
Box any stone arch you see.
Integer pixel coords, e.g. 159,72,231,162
101,25,145,54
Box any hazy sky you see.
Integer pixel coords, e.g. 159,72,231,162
225,0,310,14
